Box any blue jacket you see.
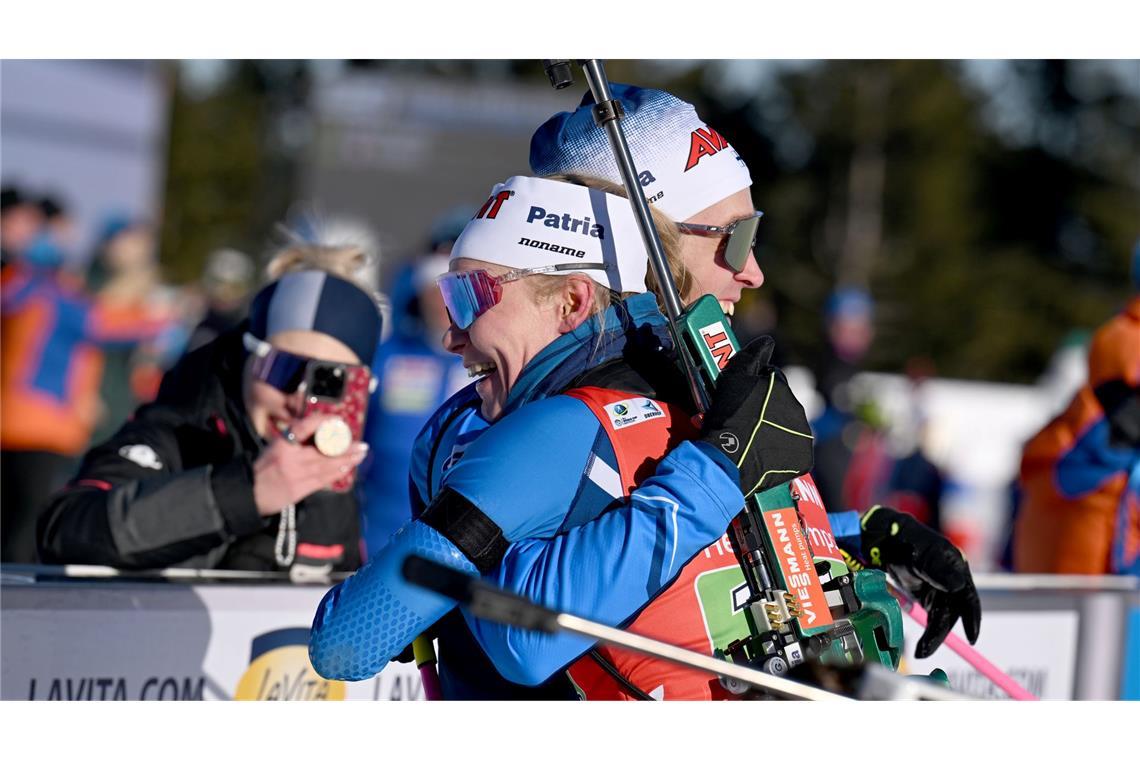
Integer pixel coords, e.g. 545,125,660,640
309,293,861,689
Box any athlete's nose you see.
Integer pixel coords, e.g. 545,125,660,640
443,322,467,355
736,252,764,289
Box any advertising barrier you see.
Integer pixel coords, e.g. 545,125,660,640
1,569,422,701
2,566,1136,700
899,574,1138,699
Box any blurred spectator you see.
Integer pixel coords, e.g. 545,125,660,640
1,219,167,563
359,254,467,555
1013,243,1140,576
881,359,949,533
38,194,78,254
85,216,186,445
1,186,45,269
811,287,877,512
184,248,256,353
815,287,876,407
37,235,384,576
427,205,475,256
811,298,951,532
357,211,471,556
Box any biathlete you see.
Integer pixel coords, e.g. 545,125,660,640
309,87,979,700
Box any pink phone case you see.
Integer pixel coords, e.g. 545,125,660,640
302,365,371,492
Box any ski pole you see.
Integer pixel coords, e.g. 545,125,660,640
543,58,710,414
411,634,443,701
402,554,971,701
402,554,968,700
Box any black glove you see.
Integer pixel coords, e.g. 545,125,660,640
860,505,982,658
698,336,814,497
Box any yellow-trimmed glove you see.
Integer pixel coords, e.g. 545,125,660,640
861,505,982,658
697,337,814,498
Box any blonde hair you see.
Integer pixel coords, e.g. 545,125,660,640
265,220,376,289
534,174,692,313
264,216,390,336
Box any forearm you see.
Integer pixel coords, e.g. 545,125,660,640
828,510,863,554
308,520,477,681
38,459,263,569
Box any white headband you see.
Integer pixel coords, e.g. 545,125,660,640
449,176,648,294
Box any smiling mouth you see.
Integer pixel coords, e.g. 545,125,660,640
466,361,496,379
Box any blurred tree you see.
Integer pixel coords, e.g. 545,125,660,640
159,60,310,284
157,59,1138,383
650,60,1139,383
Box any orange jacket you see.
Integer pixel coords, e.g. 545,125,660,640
1014,296,1140,574
1,264,169,455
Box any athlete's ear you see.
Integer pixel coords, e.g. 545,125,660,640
557,276,595,333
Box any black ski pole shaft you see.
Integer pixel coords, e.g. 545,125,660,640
578,61,686,326
546,59,711,414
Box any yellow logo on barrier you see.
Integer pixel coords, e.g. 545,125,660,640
235,628,346,701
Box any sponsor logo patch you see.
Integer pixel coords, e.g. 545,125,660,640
684,127,731,171
698,323,736,371
603,397,664,430
525,206,606,239
474,190,513,220
792,475,845,562
762,507,834,629
516,236,586,259
235,628,345,701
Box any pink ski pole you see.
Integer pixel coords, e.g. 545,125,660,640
897,593,1037,701
412,635,443,701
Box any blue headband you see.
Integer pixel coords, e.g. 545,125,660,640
249,271,382,366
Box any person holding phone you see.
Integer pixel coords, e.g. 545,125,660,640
38,254,384,577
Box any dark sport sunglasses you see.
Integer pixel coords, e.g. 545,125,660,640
676,210,764,274
243,332,364,400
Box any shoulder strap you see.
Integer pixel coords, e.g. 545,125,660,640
588,650,653,700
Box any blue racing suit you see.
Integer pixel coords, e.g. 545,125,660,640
309,293,862,693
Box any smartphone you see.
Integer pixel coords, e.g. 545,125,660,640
301,361,373,493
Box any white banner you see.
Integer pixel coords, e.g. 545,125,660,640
4,576,1131,700
899,610,1079,699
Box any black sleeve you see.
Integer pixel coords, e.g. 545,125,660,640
1093,379,1140,448
37,407,264,569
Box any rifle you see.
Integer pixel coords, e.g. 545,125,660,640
402,555,966,700
541,59,903,688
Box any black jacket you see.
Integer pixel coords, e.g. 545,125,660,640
37,327,361,572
